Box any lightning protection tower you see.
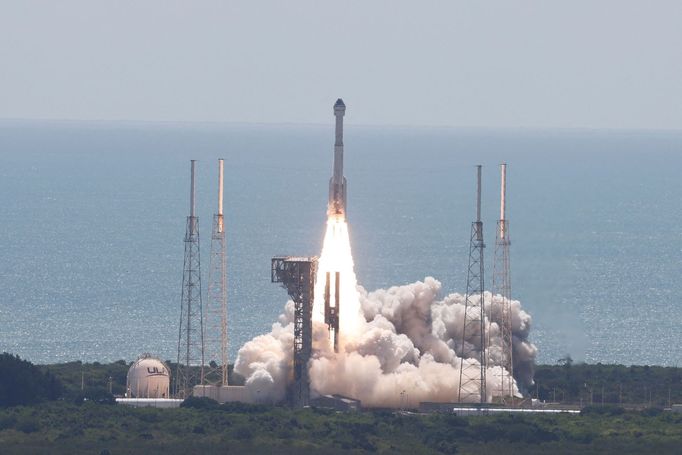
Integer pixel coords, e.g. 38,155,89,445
493,163,514,403
458,165,487,404
271,256,317,408
204,159,228,386
175,160,205,398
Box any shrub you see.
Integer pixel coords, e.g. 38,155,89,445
443,414,469,427
422,427,460,453
0,414,17,430
16,416,40,433
432,440,458,454
233,425,254,440
219,401,268,413
137,410,161,423
581,405,625,416
569,429,596,444
180,396,219,409
276,427,293,439
640,407,663,417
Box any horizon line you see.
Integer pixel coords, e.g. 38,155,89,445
1,116,681,135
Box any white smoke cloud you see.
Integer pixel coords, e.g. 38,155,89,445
234,277,538,407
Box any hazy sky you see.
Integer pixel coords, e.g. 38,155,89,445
1,1,681,129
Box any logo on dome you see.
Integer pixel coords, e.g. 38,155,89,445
146,366,167,376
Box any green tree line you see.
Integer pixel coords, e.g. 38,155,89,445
534,360,681,407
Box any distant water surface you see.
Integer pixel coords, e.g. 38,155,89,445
0,121,680,367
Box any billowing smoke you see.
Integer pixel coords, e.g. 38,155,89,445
235,277,537,407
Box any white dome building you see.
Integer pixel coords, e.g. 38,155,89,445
127,354,171,398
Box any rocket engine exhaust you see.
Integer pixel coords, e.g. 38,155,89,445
313,97,361,352
324,271,341,352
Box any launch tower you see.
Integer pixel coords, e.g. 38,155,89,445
175,160,205,398
458,165,487,404
493,163,514,403
271,256,317,408
204,159,228,385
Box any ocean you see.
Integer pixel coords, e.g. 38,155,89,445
1,120,680,367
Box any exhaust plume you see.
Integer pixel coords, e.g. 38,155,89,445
234,98,536,407
235,275,537,407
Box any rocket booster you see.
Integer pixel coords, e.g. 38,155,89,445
328,98,347,217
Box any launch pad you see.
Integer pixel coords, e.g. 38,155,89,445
167,98,524,409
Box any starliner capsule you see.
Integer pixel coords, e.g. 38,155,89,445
328,98,347,218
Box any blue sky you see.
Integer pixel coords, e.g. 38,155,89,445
1,1,680,129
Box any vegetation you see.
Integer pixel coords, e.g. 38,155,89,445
0,400,680,454
37,360,128,398
1,354,681,453
0,353,62,406
534,360,682,407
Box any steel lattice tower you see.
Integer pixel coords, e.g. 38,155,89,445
492,163,514,403
458,165,487,404
175,160,205,398
271,256,317,408
204,159,228,386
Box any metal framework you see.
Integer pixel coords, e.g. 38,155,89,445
458,165,487,404
204,159,228,386
271,256,318,408
175,160,205,398
493,163,514,403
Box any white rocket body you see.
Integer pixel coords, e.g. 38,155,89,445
328,98,347,218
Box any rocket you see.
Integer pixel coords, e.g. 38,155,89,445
328,98,347,218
